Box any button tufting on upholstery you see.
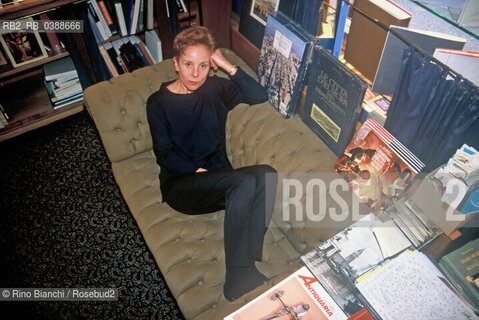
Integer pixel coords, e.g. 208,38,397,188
137,122,142,127
115,128,121,133
127,90,132,95
175,237,180,242
187,259,191,263
274,242,278,246
121,109,126,115
130,139,136,143
212,304,217,308
200,238,205,242
198,280,203,285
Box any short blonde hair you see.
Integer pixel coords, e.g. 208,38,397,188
173,26,216,57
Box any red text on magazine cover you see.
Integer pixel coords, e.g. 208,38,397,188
224,267,347,320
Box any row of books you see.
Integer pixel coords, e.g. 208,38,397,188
226,213,476,319
43,57,83,110
97,32,160,77
87,0,155,42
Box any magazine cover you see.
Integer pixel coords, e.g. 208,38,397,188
257,11,313,119
300,213,411,319
224,266,348,320
333,118,424,213
302,45,368,157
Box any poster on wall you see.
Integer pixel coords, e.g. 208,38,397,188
239,0,297,49
250,0,280,26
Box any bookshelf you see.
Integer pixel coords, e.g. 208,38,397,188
0,0,84,142
0,0,231,142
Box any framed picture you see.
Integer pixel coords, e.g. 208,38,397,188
250,0,280,26
0,18,48,68
239,0,297,49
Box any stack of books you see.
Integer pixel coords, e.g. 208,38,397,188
439,238,479,312
43,57,83,110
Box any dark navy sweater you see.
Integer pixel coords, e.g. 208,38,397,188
146,67,268,198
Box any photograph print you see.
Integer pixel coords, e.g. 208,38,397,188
250,0,280,26
257,12,310,118
0,18,48,68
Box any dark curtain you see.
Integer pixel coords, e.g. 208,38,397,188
292,0,323,36
385,45,479,170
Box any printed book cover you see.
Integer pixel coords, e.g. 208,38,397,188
333,119,425,213
301,213,411,319
224,266,349,320
439,238,479,310
257,11,314,119
302,45,368,158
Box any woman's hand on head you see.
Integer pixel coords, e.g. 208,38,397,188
210,49,234,73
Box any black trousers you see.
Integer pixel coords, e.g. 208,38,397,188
164,165,277,268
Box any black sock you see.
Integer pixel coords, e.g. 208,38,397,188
224,264,268,301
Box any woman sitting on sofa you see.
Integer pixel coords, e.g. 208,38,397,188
146,26,277,301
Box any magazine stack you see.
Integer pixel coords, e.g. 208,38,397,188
43,57,83,110
333,118,425,214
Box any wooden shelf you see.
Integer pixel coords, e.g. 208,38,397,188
0,50,70,83
0,73,84,142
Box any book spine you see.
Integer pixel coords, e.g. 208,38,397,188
90,0,113,39
39,14,62,53
87,1,109,41
98,0,119,36
129,0,141,34
0,104,10,122
137,40,154,65
104,43,126,74
112,40,130,72
114,0,128,36
137,0,144,32
98,45,119,77
0,107,8,126
146,0,153,30
287,41,313,119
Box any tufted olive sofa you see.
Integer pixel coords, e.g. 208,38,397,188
84,49,353,319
